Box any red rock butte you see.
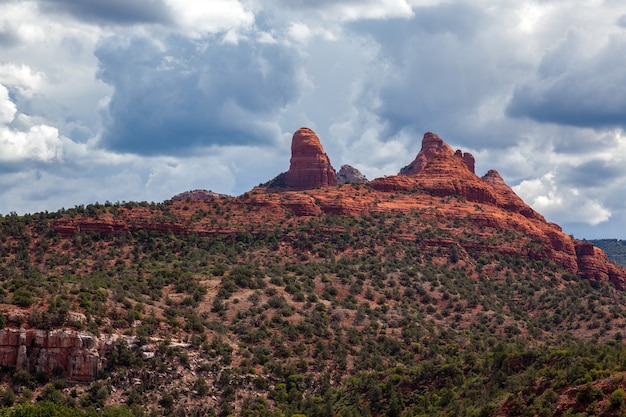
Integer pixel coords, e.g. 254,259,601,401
401,132,475,175
282,127,337,190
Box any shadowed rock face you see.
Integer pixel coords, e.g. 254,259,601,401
283,128,337,190
337,165,368,184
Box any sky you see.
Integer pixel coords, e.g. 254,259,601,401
1,0,626,239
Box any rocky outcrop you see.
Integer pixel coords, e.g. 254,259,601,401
400,132,454,176
413,153,498,204
400,132,475,176
0,329,104,382
576,242,626,289
455,150,475,174
273,128,337,190
337,165,368,184
371,152,498,205
481,170,544,221
52,219,187,238
171,190,230,202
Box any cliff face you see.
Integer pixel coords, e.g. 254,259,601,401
0,329,104,382
281,128,337,190
481,169,545,221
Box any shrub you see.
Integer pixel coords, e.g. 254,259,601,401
610,388,626,409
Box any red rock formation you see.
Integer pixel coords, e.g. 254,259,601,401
576,242,626,289
282,128,337,190
0,329,104,382
455,149,476,174
372,152,497,205
481,170,544,221
41,128,626,293
400,132,454,176
413,153,498,204
401,132,476,176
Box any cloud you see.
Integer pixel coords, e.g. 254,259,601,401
0,85,64,166
94,33,305,155
0,63,45,97
164,0,254,38
514,172,611,226
38,0,172,25
342,2,530,150
507,30,626,129
265,0,414,21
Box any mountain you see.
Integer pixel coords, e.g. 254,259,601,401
0,129,626,416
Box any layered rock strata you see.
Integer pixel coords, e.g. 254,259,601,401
269,128,337,190
400,132,476,175
0,329,103,382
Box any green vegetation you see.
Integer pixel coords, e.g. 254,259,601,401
0,199,625,415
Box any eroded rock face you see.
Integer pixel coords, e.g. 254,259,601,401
576,242,626,289
337,165,368,184
401,132,476,175
456,150,475,174
0,329,104,382
481,170,544,221
372,151,497,205
282,128,337,190
400,132,454,176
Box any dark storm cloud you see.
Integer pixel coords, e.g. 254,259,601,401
346,3,505,147
0,28,19,47
95,34,302,155
559,160,624,188
39,0,172,25
507,33,626,129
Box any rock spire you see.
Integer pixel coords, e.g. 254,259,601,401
268,127,337,190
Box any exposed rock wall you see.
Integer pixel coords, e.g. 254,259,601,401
283,128,337,190
0,329,104,382
481,169,545,221
400,132,455,176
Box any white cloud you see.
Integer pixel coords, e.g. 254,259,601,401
165,0,254,38
320,0,414,21
0,64,45,97
514,173,611,226
0,124,63,163
0,84,63,164
0,85,17,124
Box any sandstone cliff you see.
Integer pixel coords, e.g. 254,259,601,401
267,127,337,190
0,329,104,382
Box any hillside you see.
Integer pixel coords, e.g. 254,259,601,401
1,129,626,416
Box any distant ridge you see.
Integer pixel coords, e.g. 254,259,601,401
590,239,626,267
